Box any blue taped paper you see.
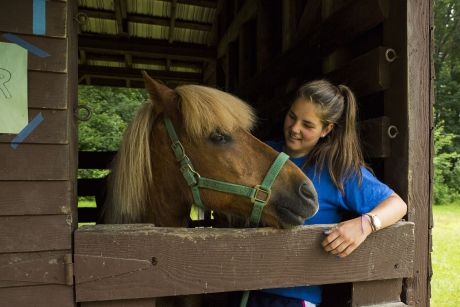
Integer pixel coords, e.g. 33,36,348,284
2,33,50,58
11,112,44,149
33,0,46,35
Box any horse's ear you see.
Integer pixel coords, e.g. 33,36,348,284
142,71,178,113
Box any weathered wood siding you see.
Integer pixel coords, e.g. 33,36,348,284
74,223,414,303
0,1,77,306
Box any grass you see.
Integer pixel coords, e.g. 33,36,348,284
431,200,460,306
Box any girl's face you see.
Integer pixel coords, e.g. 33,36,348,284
283,98,333,158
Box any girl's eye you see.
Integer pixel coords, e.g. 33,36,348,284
209,131,231,144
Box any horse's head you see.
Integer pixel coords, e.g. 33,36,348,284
105,73,318,228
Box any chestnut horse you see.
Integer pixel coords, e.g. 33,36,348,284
103,73,318,306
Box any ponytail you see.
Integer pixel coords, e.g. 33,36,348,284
299,80,365,192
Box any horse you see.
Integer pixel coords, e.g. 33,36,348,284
102,72,319,306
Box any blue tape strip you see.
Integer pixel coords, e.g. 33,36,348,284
11,113,44,149
33,0,46,35
2,33,50,58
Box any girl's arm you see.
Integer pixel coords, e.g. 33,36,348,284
321,193,407,258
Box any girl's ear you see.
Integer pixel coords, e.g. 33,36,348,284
142,71,179,115
321,123,334,138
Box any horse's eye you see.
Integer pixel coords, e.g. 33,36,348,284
209,131,231,144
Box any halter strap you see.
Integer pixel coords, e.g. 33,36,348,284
164,116,289,226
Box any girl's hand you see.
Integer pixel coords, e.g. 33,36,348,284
321,216,372,258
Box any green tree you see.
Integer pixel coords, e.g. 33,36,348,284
78,85,147,179
434,0,460,203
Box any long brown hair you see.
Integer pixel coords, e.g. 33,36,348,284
298,80,365,192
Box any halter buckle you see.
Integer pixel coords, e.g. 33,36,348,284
180,163,201,187
251,185,271,204
171,141,186,161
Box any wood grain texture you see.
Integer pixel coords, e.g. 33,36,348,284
351,279,404,306
321,0,389,53
0,1,67,38
81,298,156,307
405,0,432,305
0,144,69,180
0,251,69,288
360,116,391,158
0,33,67,73
74,222,414,302
0,215,72,253
0,285,74,307
325,47,391,97
0,181,71,216
28,71,68,109
0,109,68,144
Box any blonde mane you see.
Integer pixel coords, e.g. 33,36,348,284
176,85,256,138
105,85,256,223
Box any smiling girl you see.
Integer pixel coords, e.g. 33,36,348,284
244,80,408,307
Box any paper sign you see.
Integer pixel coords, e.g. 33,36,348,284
0,42,28,134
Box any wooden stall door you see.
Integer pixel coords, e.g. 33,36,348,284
0,1,78,306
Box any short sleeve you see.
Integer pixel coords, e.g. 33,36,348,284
343,167,394,214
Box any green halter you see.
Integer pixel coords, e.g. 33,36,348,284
164,116,289,226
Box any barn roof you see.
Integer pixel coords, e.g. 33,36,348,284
77,0,219,88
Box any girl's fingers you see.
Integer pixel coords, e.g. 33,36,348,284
321,228,340,248
337,244,357,258
329,241,349,255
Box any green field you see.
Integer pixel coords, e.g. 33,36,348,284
431,201,460,306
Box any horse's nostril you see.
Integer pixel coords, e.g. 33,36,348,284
299,182,313,201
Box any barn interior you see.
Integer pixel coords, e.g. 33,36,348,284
75,2,406,305
77,0,402,224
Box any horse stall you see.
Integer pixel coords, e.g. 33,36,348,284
0,0,431,306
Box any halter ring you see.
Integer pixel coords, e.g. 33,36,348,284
251,185,271,204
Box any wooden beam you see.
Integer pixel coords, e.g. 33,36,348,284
325,47,391,97
78,65,202,83
169,0,177,43
74,222,414,302
360,116,391,159
217,0,257,57
114,0,128,35
351,279,406,306
159,0,217,8
79,34,216,61
79,8,212,32
321,0,389,54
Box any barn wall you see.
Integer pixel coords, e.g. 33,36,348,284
0,1,77,306
215,0,432,306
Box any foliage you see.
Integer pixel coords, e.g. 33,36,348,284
431,202,460,306
434,121,460,204
434,0,460,203
78,85,147,179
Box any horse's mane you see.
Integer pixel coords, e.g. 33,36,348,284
104,85,256,223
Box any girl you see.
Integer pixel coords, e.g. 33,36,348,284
246,80,407,307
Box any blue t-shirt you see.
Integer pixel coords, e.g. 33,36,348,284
263,140,394,304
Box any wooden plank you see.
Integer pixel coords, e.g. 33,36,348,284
79,34,216,62
351,279,405,306
0,1,67,38
0,109,68,144
0,144,69,180
79,151,116,169
0,181,71,216
0,251,69,288
217,0,257,57
360,117,391,159
0,215,72,253
74,222,414,302
0,285,74,307
0,33,67,73
325,47,391,97
28,71,68,109
78,65,202,83
404,0,432,305
321,0,389,53
82,298,156,307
